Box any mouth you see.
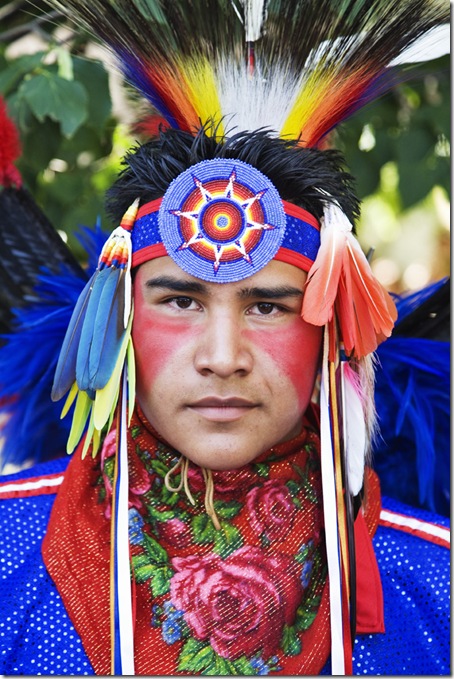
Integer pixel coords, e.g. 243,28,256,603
187,397,259,423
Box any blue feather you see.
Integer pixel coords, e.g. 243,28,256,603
76,267,111,391
0,224,108,469
88,267,127,389
51,273,95,401
0,266,87,469
375,337,449,516
390,278,447,323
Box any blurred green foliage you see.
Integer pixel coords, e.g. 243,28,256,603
0,2,450,263
337,56,450,211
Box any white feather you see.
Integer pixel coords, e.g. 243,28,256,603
341,361,367,496
389,24,450,66
293,23,449,73
216,58,307,134
238,0,268,42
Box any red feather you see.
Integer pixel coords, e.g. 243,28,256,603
0,97,22,188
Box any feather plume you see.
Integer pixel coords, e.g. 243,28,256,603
374,280,449,516
302,203,397,358
0,221,108,470
54,202,137,398
341,361,367,496
301,201,348,326
50,202,138,455
75,268,110,391
238,0,269,42
88,268,126,387
47,0,449,145
0,97,22,189
52,275,94,401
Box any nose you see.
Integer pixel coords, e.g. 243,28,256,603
194,310,253,377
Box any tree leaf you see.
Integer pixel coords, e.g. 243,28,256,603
18,117,61,172
0,53,45,96
73,56,112,132
21,73,88,137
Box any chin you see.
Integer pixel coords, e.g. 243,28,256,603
179,439,267,472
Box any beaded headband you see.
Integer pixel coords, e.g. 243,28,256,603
131,159,320,279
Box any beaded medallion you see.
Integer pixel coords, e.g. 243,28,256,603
158,159,286,283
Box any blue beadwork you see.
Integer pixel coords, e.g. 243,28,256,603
157,159,286,283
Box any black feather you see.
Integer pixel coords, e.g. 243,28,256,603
106,126,361,228
0,187,84,338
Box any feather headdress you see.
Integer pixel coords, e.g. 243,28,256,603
50,0,448,145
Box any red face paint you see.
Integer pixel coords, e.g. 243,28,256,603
244,318,322,410
132,284,200,396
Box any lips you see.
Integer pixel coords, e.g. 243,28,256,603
187,396,258,423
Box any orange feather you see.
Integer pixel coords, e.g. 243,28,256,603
302,203,397,358
302,206,348,326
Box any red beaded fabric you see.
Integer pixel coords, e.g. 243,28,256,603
43,405,334,674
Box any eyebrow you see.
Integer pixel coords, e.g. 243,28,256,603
144,276,303,299
145,276,207,294
238,285,303,300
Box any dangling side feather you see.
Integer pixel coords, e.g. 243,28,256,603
341,361,367,496
302,203,397,358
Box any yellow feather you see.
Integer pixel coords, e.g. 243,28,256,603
93,316,132,431
181,56,224,135
91,426,102,459
60,381,78,419
81,409,95,459
93,365,121,432
107,403,116,435
67,390,93,454
280,67,333,140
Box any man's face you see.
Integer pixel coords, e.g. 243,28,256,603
132,257,322,470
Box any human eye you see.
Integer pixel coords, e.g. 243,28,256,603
247,302,287,316
163,296,202,311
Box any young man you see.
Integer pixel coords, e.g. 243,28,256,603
0,1,450,675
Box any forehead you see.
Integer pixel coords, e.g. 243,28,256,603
134,256,308,296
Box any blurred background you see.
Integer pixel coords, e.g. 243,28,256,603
0,0,450,290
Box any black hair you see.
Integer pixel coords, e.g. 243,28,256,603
106,125,360,227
